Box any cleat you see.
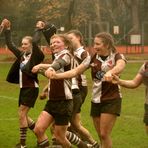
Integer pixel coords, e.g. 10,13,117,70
87,144,93,148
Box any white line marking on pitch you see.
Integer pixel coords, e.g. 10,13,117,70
123,115,142,120
0,118,18,121
0,95,17,101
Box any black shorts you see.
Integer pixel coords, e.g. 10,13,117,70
44,100,73,125
72,86,88,114
19,87,39,108
90,98,122,117
79,85,88,104
143,103,148,125
72,90,82,114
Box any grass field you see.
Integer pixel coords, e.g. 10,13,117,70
0,57,148,148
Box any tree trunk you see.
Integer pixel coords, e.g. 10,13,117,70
131,0,140,33
64,0,75,31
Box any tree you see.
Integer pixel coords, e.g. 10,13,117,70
122,0,141,34
0,0,147,45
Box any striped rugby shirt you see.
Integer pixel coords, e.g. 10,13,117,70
73,46,88,87
48,49,73,101
84,52,126,103
19,53,39,88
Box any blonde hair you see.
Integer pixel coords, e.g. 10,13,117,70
50,34,74,54
22,36,32,44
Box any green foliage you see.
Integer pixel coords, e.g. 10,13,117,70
0,0,148,46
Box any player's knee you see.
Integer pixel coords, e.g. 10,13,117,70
100,130,108,140
18,112,27,122
71,121,81,131
34,125,44,136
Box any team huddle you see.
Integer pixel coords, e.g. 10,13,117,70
0,18,148,148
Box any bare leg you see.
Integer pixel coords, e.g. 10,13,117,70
17,105,30,146
71,113,97,144
34,111,53,144
54,125,72,148
93,113,117,148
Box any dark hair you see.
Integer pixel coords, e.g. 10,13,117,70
67,29,84,46
95,32,116,53
50,34,74,55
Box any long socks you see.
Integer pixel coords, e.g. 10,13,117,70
20,127,27,146
38,139,50,148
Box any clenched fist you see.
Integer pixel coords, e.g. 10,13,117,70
0,18,11,29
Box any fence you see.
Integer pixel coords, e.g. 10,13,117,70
0,21,148,54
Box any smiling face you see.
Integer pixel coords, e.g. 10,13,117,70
50,36,67,54
21,36,32,52
93,37,110,56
